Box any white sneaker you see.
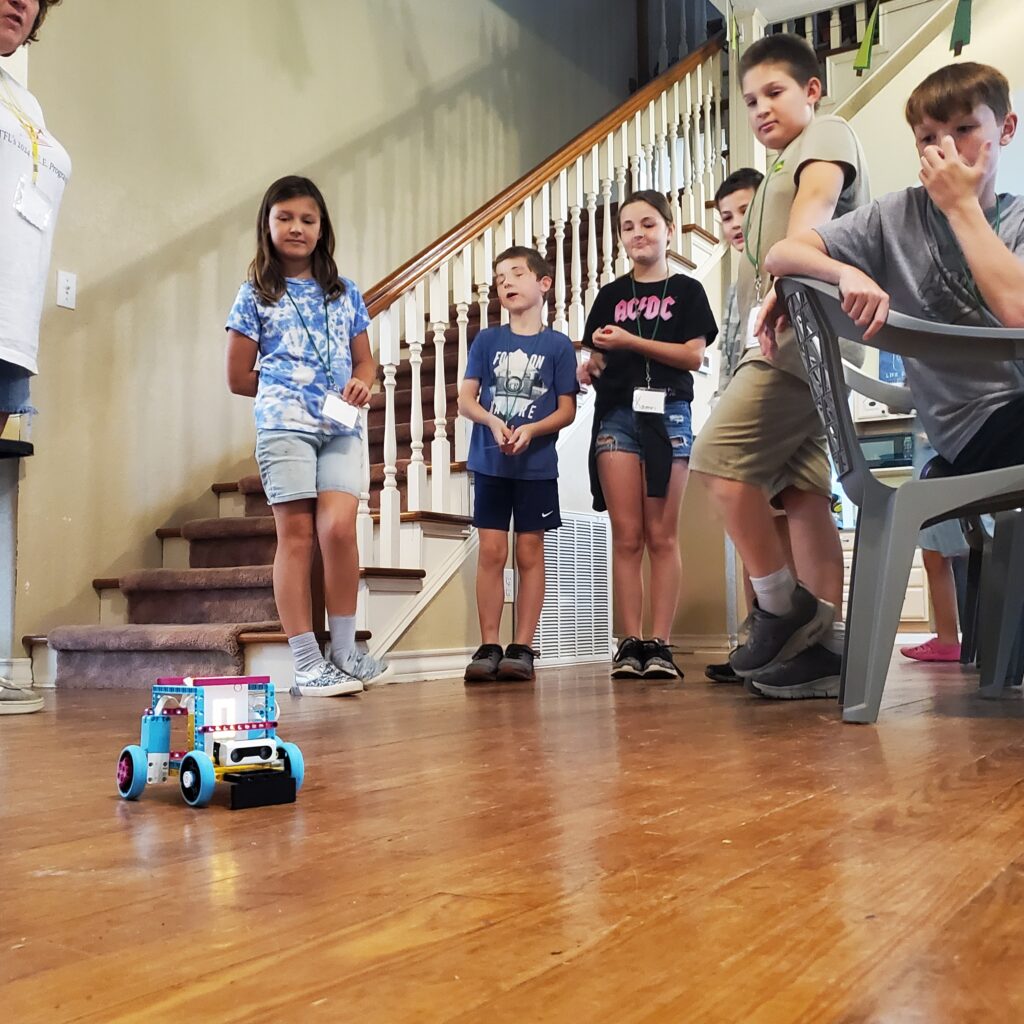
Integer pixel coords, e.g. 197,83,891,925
0,681,44,715
290,662,363,698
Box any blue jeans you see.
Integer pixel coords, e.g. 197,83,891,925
0,359,34,416
255,430,362,504
594,400,693,460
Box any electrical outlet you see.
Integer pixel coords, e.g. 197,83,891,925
56,270,76,310
503,568,515,602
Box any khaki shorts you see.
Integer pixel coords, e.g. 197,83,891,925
690,360,831,500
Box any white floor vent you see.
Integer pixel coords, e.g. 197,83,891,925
533,512,613,665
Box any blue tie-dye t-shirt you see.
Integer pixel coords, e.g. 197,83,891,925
225,276,371,435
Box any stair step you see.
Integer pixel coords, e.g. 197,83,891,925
180,515,277,568
119,566,279,625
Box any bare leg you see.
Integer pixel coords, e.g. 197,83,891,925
271,499,316,637
642,461,690,641
315,491,360,617
922,547,960,645
476,528,509,645
778,486,845,617
513,531,545,646
598,451,646,638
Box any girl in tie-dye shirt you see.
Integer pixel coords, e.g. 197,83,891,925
226,175,384,696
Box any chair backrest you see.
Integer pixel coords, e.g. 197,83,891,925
775,276,1024,508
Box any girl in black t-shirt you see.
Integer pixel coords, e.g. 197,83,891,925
580,190,718,680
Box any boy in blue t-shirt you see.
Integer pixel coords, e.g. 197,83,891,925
458,246,578,682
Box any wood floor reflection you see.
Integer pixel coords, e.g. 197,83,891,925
3,655,1024,1023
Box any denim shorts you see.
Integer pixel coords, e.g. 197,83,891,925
255,430,362,505
594,399,693,460
0,359,34,416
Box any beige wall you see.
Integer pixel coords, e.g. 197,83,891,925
17,0,635,636
849,0,1024,198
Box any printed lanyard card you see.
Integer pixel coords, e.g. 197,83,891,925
323,392,360,428
632,387,666,414
744,303,764,350
13,175,52,231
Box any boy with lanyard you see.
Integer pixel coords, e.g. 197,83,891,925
458,246,578,683
689,34,870,699
764,62,1024,477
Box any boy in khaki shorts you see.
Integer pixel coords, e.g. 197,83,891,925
690,33,870,699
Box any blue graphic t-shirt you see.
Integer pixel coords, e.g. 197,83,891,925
464,325,578,480
225,276,371,435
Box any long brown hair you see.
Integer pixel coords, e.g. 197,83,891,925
618,189,674,231
248,175,344,305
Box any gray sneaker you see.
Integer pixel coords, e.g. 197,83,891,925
747,644,842,700
729,585,833,678
465,644,504,683
641,640,683,680
290,662,363,697
0,681,44,715
611,636,645,679
497,644,536,681
334,650,392,685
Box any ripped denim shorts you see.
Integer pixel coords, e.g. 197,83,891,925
594,399,693,460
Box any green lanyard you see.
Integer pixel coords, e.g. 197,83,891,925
927,194,1003,320
743,157,784,302
630,273,671,388
286,287,336,390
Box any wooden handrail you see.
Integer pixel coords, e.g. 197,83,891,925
364,31,726,317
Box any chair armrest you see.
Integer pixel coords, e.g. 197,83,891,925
842,362,916,415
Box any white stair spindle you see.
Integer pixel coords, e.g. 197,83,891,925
830,7,841,50
378,305,401,567
631,110,644,191
514,195,533,248
454,244,472,462
356,321,374,565
712,51,725,207
475,228,493,333
692,63,708,221
855,2,867,42
429,264,451,512
655,91,670,197
568,156,585,341
616,121,631,276
683,72,696,226
702,58,715,231
643,100,657,192
499,213,512,325
585,144,600,309
552,169,569,335
405,282,427,511
668,80,683,252
601,133,615,285
533,183,551,324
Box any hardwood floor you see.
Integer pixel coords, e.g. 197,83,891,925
3,654,1024,1023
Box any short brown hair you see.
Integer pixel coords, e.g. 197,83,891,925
739,33,821,89
905,62,1012,128
25,0,63,45
493,245,552,280
618,189,674,230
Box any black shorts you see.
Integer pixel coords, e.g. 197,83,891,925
952,396,1024,474
472,473,562,533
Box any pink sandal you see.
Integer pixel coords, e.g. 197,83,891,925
900,637,961,662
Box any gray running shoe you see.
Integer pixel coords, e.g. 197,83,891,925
747,643,842,700
497,644,536,681
611,636,645,679
642,639,683,680
729,585,833,678
465,644,504,683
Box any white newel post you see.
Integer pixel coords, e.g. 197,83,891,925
454,244,471,462
405,282,427,511
378,304,401,567
429,264,451,512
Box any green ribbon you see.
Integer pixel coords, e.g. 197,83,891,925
853,2,881,77
950,0,972,56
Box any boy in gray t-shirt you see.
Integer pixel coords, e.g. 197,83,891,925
762,61,1024,472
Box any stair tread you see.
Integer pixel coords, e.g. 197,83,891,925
181,516,277,540
96,564,426,593
48,621,283,652
238,629,371,645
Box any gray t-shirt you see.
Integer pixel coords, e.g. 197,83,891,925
816,187,1024,460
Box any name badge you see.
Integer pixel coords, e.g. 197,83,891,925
632,388,666,414
14,175,53,231
744,303,763,350
322,392,360,428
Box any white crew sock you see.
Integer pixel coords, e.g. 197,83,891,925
328,614,357,668
288,632,326,678
750,566,797,617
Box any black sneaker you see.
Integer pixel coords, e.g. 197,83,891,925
497,644,536,681
746,643,842,700
465,644,504,683
642,639,683,680
729,585,833,678
705,658,742,684
611,636,644,678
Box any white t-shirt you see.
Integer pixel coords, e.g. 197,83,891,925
0,67,71,374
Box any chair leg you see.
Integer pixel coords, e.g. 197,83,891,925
960,547,982,665
842,491,920,724
977,511,1024,698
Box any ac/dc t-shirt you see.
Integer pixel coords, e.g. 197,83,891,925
581,273,718,409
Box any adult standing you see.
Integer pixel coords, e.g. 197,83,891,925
0,0,69,714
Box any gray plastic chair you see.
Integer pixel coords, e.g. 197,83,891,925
776,276,1024,723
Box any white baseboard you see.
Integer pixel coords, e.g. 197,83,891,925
370,646,475,686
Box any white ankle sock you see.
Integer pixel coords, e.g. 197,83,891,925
821,619,845,655
750,566,797,617
288,632,325,677
328,614,357,667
